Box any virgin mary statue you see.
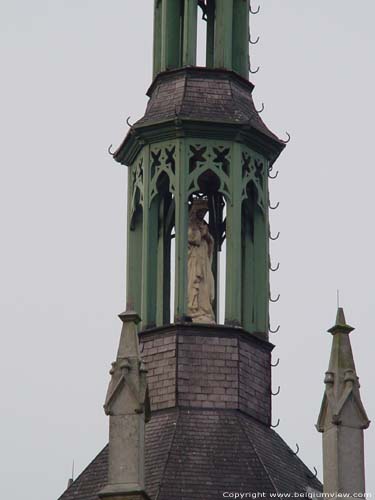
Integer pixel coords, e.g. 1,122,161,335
187,200,216,324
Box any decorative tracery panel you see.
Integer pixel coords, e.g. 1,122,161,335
187,142,232,201
149,143,176,204
241,148,266,213
129,155,144,224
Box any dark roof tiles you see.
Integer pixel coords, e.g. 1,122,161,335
133,68,283,146
58,409,321,500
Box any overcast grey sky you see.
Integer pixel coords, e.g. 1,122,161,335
0,2,374,499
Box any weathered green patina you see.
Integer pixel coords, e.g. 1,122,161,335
115,3,285,338
153,0,250,79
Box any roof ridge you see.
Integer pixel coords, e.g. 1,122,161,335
155,408,180,500
237,413,280,494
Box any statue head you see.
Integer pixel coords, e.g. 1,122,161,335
189,199,208,221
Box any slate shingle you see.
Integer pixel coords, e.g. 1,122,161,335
58,409,321,500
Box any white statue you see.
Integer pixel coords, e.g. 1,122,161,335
187,200,216,324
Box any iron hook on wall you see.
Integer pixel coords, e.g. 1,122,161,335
269,201,280,210
268,170,279,180
108,144,115,156
271,386,281,396
256,102,265,113
249,62,260,74
269,325,280,334
291,443,300,456
126,116,134,128
281,131,291,144
307,467,318,479
270,293,280,303
250,4,261,15
270,262,280,272
271,419,280,428
249,35,260,45
270,231,280,241
271,357,280,367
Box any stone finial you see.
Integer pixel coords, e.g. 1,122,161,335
99,310,151,500
316,308,370,495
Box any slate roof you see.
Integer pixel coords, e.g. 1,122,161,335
113,67,285,166
134,67,282,143
58,408,321,500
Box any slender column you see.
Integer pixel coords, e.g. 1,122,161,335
232,0,250,78
174,140,188,321
156,197,172,326
242,206,255,332
153,0,163,78
214,0,233,69
225,143,242,325
141,146,158,330
126,168,143,314
161,0,182,71
182,0,197,66
206,0,215,67
253,206,269,335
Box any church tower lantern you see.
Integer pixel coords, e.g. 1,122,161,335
113,0,285,337
58,4,325,500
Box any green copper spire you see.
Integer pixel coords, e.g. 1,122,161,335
115,0,285,335
153,0,250,79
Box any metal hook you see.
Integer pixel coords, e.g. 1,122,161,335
271,357,280,367
292,443,300,455
270,262,280,272
270,294,280,303
270,231,280,241
269,201,280,210
250,63,260,74
307,467,318,479
268,170,279,180
250,4,261,14
249,35,260,45
281,131,291,144
269,325,280,334
126,116,133,128
271,386,281,396
256,102,265,113
271,419,280,428
108,144,115,156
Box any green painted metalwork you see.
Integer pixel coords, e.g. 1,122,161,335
253,203,269,332
241,147,267,212
152,0,252,79
153,0,163,78
161,0,183,71
205,0,215,68
156,196,173,326
214,0,233,69
149,142,176,205
183,0,198,66
174,140,189,321
121,0,285,340
232,0,250,78
125,137,270,335
126,156,144,316
225,142,242,325
186,140,232,201
141,146,159,330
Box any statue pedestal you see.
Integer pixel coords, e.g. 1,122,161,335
139,322,274,426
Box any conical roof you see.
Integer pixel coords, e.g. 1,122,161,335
59,408,321,500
